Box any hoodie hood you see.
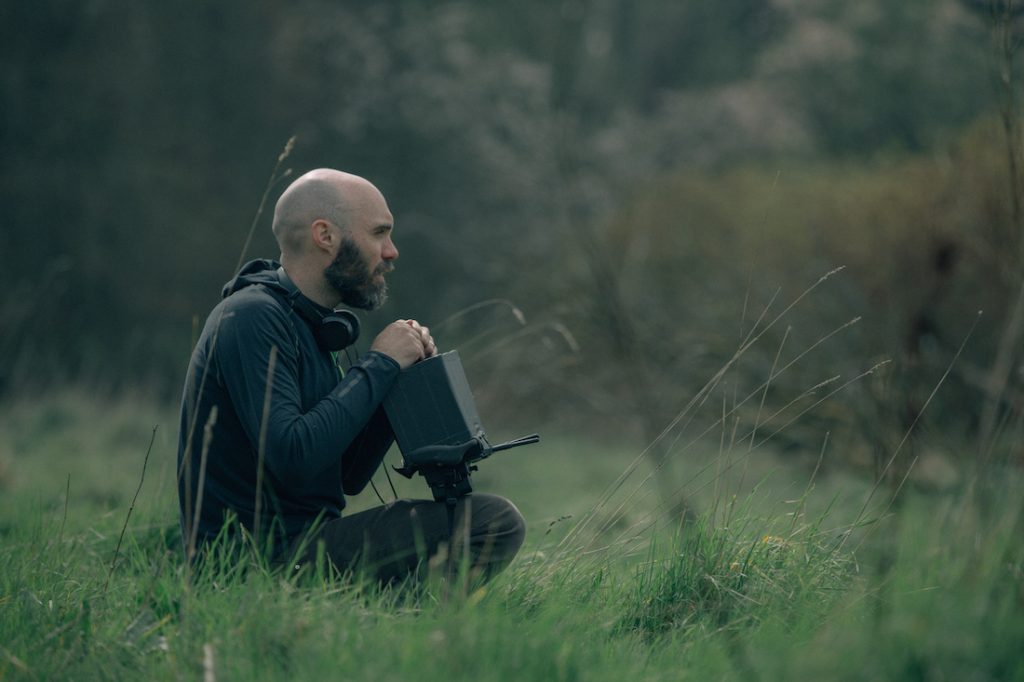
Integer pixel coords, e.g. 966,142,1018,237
222,259,286,299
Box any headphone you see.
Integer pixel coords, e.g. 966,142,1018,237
275,267,360,352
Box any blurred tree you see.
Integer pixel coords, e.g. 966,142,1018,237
772,0,991,154
960,0,1024,469
0,0,1011,436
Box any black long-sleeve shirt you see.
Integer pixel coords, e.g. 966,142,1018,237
177,259,400,548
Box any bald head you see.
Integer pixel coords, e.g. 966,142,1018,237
272,169,385,256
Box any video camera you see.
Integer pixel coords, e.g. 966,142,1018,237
383,351,539,506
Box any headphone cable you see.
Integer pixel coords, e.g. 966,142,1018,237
369,480,386,505
383,460,399,500
338,345,400,504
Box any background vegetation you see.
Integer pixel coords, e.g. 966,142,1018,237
2,0,1024,678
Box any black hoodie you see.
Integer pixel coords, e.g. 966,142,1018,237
177,259,400,550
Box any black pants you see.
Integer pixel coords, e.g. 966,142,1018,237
281,493,526,585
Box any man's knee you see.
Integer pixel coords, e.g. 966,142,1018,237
465,493,526,557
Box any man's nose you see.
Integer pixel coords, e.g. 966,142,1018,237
383,236,399,261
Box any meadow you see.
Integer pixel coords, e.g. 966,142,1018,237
5,2,1024,679
1,376,1021,681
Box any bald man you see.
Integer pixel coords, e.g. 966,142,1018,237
177,169,525,584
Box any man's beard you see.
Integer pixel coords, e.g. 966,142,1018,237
323,237,391,311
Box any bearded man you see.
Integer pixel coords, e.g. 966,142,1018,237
177,169,525,583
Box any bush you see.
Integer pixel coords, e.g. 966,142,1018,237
536,117,1024,475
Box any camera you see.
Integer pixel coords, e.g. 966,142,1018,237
382,350,539,505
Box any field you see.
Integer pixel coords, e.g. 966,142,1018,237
6,2,1024,679
1,386,1021,681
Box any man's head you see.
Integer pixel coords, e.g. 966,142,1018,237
272,169,398,310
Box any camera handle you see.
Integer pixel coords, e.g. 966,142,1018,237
392,433,540,493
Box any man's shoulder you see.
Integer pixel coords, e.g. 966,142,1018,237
221,283,285,311
212,284,292,332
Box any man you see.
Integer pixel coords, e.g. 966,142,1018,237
178,169,525,583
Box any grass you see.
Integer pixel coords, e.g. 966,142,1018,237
1,389,1022,681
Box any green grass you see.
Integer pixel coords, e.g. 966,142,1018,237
1,390,1022,680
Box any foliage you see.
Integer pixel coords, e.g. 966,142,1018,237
533,116,1024,473
0,0,1008,400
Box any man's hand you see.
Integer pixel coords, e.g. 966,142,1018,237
370,319,437,369
404,319,437,359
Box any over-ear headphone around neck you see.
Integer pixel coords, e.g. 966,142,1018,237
275,267,360,352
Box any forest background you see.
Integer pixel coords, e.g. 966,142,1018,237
3,0,1021,474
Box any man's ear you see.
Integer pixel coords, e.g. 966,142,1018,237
310,219,336,253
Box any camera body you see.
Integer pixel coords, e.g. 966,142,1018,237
383,350,537,503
